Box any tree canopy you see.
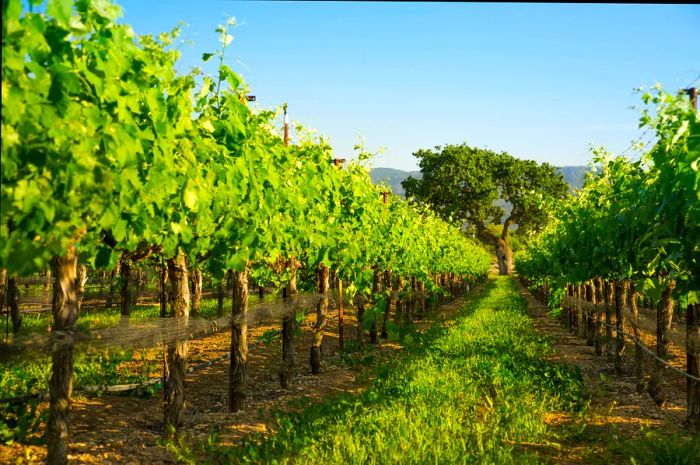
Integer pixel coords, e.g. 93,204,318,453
402,144,568,274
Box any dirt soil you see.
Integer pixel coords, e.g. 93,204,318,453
1,292,469,465
515,280,691,464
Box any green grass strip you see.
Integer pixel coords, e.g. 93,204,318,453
176,276,587,464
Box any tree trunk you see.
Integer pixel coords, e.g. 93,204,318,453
629,283,644,393
163,253,190,433
120,257,132,325
310,264,329,374
258,284,264,301
159,264,168,318
369,266,380,344
229,264,249,412
614,280,627,373
604,280,614,360
8,276,21,335
190,268,202,318
280,262,298,388
687,303,699,431
381,270,393,339
46,248,79,465
647,280,676,407
496,218,514,276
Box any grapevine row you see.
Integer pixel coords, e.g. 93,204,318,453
516,87,699,430
1,1,491,462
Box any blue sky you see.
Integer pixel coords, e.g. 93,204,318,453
116,1,700,171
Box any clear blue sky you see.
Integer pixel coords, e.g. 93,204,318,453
116,1,699,171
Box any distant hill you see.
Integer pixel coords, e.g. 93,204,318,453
370,165,589,197
369,167,422,196
557,166,589,192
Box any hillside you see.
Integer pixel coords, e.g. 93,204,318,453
370,165,589,196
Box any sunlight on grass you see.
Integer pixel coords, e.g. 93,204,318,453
168,277,588,464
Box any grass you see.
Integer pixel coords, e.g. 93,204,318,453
169,276,589,464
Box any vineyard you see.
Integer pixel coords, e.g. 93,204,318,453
2,0,700,464
517,87,700,427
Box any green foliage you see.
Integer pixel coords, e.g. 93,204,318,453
402,144,568,241
1,0,490,295
517,86,699,300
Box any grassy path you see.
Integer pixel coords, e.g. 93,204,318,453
176,276,587,464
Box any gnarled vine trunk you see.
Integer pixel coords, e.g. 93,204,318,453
576,284,586,339
381,270,394,339
119,257,132,325
687,302,700,431
216,276,225,318
8,276,21,335
190,268,202,318
418,279,426,315
594,278,603,356
369,265,380,343
164,254,190,433
409,276,417,322
310,264,329,374
394,275,405,324
604,280,614,360
0,269,6,318
613,280,627,373
229,264,249,412
648,280,675,406
106,260,120,309
280,261,298,388
354,293,366,346
629,283,644,393
586,281,595,346
46,248,79,465
160,264,168,318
